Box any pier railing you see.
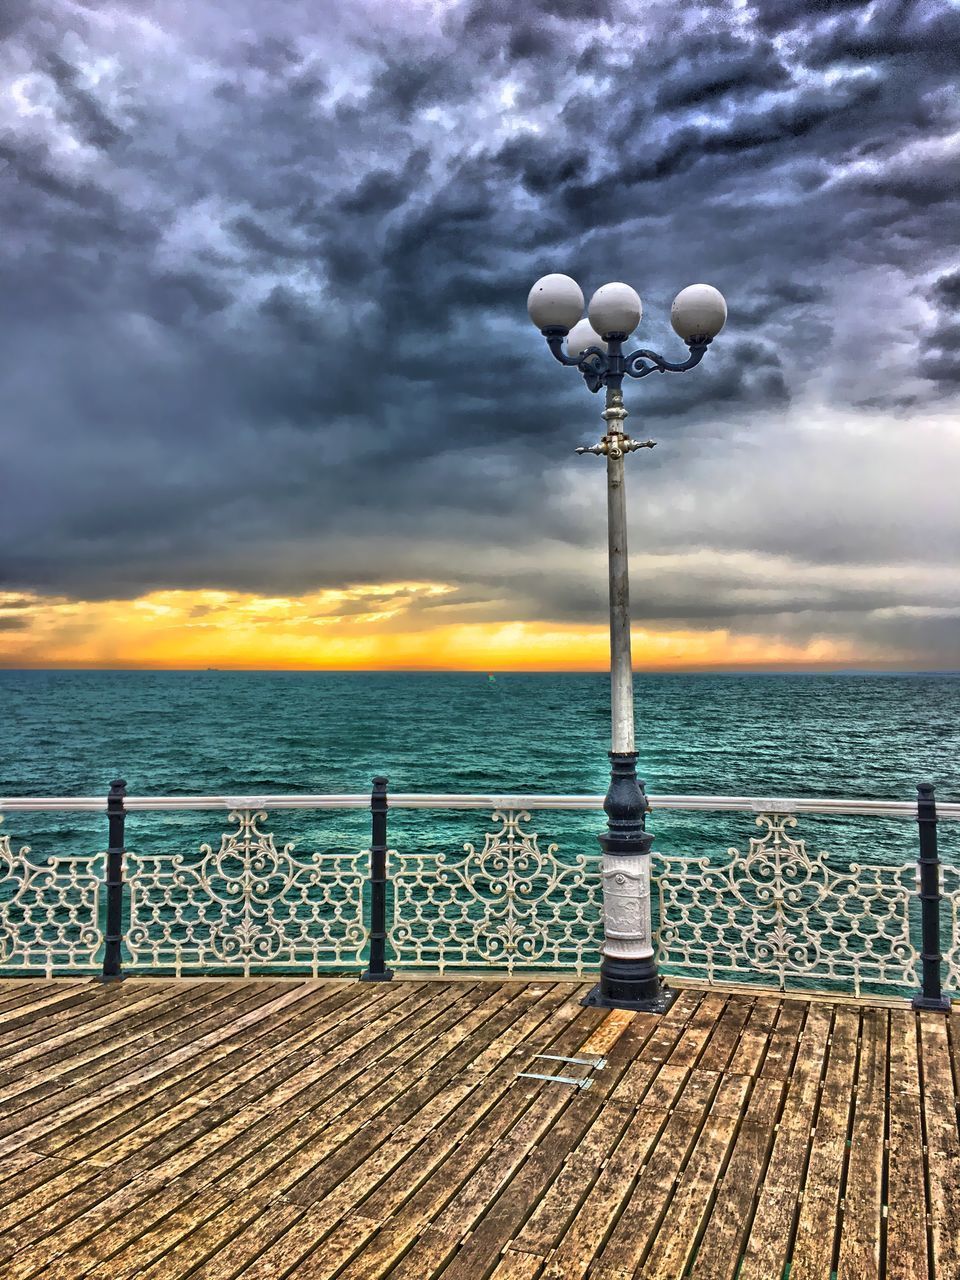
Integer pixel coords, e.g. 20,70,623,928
0,783,956,1005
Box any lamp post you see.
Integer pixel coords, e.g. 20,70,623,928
527,273,727,1012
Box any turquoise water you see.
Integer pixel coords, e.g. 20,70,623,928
2,670,958,869
3,669,958,799
3,665,957,875
1,670,957,989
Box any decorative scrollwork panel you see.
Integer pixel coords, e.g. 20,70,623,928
655,813,919,997
125,809,367,976
0,819,103,975
388,809,603,974
942,864,960,997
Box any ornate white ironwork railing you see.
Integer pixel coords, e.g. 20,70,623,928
124,809,367,978
942,863,960,996
656,813,919,998
0,826,103,976
1,789,956,999
388,808,602,976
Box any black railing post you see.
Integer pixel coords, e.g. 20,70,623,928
100,778,127,982
913,782,950,1011
360,776,393,982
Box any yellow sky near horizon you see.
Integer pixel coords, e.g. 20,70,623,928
0,584,896,671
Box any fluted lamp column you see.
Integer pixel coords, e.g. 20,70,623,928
527,272,727,1012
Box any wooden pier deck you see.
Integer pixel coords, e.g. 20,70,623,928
0,978,957,1279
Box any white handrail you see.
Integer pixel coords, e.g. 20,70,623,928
1,792,958,819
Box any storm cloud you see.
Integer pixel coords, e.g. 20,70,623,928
1,0,959,664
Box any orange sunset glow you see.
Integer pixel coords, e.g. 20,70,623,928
0,586,894,671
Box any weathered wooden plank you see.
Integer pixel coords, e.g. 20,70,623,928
688,1077,785,1280
78,984,543,1280
0,983,363,1221
666,993,728,1068
534,1061,695,1280
604,998,704,1112
199,982,549,1202
0,988,419,1273
919,1015,960,1280
404,1016,655,1280
327,988,606,1280
0,981,93,1026
168,1197,302,1280
637,991,704,1063
757,998,807,1081
697,996,755,1073
0,982,436,1252
917,1014,955,1101
194,992,599,1280
0,981,947,1280
0,1149,64,1194
0,981,240,1125
948,1007,960,1100
0,979,230,1083
508,1007,702,1264
735,1002,834,1280
0,982,350,1243
18,1180,208,1280
0,981,265,1135
836,1007,887,1280
588,1070,721,1280
32,979,380,1160
330,988,701,1280
637,1072,751,1278
579,1008,637,1058
0,980,315,1160
82,1188,240,1280
888,1009,921,1094
790,1006,861,1280
0,979,54,1010
137,981,526,1230
885,1090,929,1280
724,996,779,1077
488,1249,544,1280
70,980,440,1168
0,979,137,1050
320,993,602,1230
0,981,288,1167
359,1005,607,1280
0,1168,171,1280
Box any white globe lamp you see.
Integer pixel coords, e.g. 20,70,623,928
588,282,642,339
566,319,608,359
671,284,727,341
527,274,584,332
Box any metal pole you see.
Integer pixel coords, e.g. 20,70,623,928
912,782,950,1011
605,385,635,757
584,358,675,1012
360,775,394,982
100,778,126,982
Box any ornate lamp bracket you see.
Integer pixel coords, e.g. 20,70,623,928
576,437,656,458
543,328,712,392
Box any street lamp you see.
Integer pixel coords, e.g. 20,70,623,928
527,273,726,1012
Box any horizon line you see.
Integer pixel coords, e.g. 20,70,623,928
1,664,958,676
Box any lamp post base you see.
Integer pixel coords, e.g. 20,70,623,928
911,993,951,1012
588,750,676,1014
582,965,678,1013
359,968,395,983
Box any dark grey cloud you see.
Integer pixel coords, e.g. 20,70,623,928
920,270,960,385
0,0,958,664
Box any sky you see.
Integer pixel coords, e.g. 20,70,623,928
1,0,959,671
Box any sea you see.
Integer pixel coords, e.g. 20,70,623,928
3,668,959,797
1,670,958,990
1,668,957,862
